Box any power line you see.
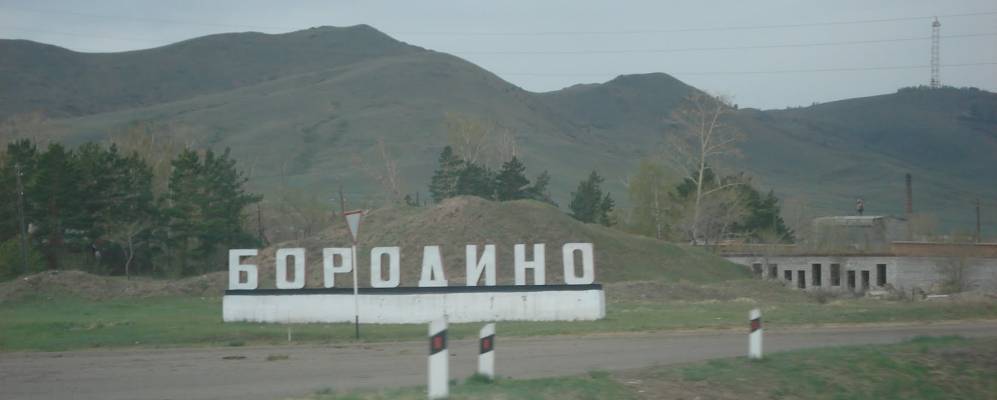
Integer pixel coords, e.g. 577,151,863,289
0,26,163,43
392,11,997,36
2,5,995,36
3,24,994,58
498,62,997,77
452,32,997,56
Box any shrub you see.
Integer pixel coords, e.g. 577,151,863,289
0,238,44,281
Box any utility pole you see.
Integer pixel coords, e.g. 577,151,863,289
14,163,30,274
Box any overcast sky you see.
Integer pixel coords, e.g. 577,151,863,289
1,0,994,109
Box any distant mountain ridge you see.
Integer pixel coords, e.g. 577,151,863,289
0,25,418,118
2,25,994,235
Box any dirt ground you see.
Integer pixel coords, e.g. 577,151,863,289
0,270,227,303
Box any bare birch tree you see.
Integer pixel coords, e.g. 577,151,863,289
353,138,403,204
445,112,490,166
106,220,151,279
666,92,744,243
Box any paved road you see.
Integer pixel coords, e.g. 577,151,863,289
2,321,996,400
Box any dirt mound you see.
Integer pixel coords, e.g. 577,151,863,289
0,270,226,303
248,196,748,288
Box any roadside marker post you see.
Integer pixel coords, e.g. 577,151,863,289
478,323,495,380
749,308,763,360
343,209,364,340
428,318,449,399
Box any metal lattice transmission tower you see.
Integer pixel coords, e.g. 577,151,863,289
930,17,941,88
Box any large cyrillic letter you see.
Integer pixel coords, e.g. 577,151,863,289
466,244,496,286
275,248,306,289
514,243,545,285
419,245,448,287
322,247,352,288
562,243,595,284
228,249,258,290
371,247,400,288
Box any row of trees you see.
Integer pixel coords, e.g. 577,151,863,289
626,160,793,244
0,140,260,279
428,146,555,204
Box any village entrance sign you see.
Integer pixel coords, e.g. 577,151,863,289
222,243,606,324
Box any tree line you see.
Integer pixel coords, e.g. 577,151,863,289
428,146,555,204
0,140,260,280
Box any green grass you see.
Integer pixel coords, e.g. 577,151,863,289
302,370,635,400
643,336,997,400
293,336,997,400
1,294,995,352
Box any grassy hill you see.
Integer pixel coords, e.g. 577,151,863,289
3,25,995,236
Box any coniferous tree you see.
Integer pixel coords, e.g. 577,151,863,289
455,162,495,199
28,143,83,270
167,148,260,275
569,171,612,225
429,146,463,202
527,170,557,206
598,193,615,226
0,140,37,243
494,157,530,201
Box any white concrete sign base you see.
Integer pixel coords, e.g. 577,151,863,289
223,285,605,324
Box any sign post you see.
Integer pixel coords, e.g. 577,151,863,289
344,210,364,340
478,323,495,380
749,308,763,360
428,318,449,399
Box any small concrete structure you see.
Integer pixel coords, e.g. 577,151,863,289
223,285,606,324
722,215,997,294
722,242,997,293
726,252,997,293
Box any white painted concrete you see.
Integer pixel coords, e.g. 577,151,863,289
223,288,606,324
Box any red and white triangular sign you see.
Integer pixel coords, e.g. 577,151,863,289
344,210,364,243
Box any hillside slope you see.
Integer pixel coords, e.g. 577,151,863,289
3,26,995,235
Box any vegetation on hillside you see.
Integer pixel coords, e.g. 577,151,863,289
428,146,554,205
0,140,261,280
568,171,615,226
2,27,994,237
621,158,793,244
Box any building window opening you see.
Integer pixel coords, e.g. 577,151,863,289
861,271,870,290
797,270,806,289
812,264,822,286
768,264,778,279
831,264,841,286
847,271,856,289
752,263,763,278
876,264,887,286
784,270,792,282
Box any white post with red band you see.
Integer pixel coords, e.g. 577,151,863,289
428,318,449,399
478,323,496,379
749,308,763,360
